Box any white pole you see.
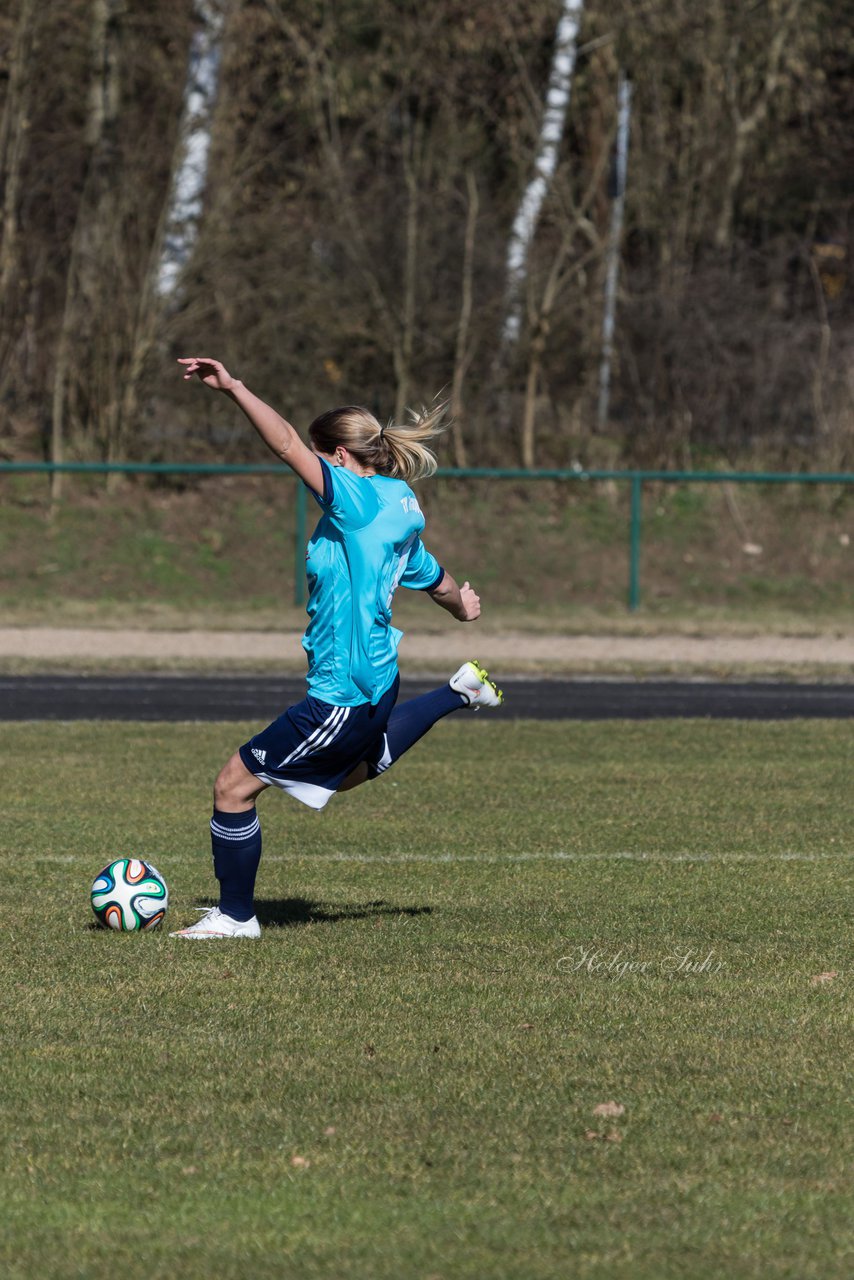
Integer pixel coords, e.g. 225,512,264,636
597,71,632,429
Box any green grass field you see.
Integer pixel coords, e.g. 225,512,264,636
2,718,851,1279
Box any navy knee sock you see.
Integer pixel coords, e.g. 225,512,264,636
374,685,465,773
210,808,262,922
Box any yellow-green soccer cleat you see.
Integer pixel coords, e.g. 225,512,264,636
449,660,504,709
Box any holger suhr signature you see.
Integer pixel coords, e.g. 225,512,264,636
557,945,725,979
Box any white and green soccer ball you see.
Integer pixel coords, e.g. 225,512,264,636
90,858,168,931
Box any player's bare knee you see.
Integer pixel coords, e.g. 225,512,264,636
212,771,233,810
213,753,257,809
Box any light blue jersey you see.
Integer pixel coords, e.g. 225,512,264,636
302,458,443,706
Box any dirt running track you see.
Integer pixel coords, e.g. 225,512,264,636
1,626,852,719
1,627,854,667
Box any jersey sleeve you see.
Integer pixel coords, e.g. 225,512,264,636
399,536,444,591
310,458,379,530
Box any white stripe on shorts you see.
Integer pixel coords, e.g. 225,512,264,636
278,705,351,768
373,732,393,774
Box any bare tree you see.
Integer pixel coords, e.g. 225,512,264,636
0,0,38,394
500,0,585,352
49,0,125,497
118,1,226,458
714,0,804,250
519,129,610,467
449,171,479,468
263,2,435,422
156,0,226,300
1,0,848,473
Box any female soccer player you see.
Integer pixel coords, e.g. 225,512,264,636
171,357,503,938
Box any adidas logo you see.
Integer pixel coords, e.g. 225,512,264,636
251,747,266,765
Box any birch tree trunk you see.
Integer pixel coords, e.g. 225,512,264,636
156,0,225,300
118,1,225,454
500,0,584,351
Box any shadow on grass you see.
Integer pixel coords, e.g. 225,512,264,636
197,896,433,929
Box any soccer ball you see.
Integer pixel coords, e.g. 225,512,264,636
90,858,168,931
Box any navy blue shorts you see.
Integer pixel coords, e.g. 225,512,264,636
238,676,399,810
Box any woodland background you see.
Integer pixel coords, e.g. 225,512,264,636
0,0,851,474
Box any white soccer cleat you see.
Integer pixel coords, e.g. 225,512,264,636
169,906,261,940
449,659,504,709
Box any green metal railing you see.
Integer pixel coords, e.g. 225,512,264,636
436,467,854,611
3,461,852,610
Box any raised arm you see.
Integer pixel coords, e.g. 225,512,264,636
178,357,324,495
427,571,481,622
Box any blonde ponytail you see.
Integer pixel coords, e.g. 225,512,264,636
380,401,447,483
308,400,448,484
